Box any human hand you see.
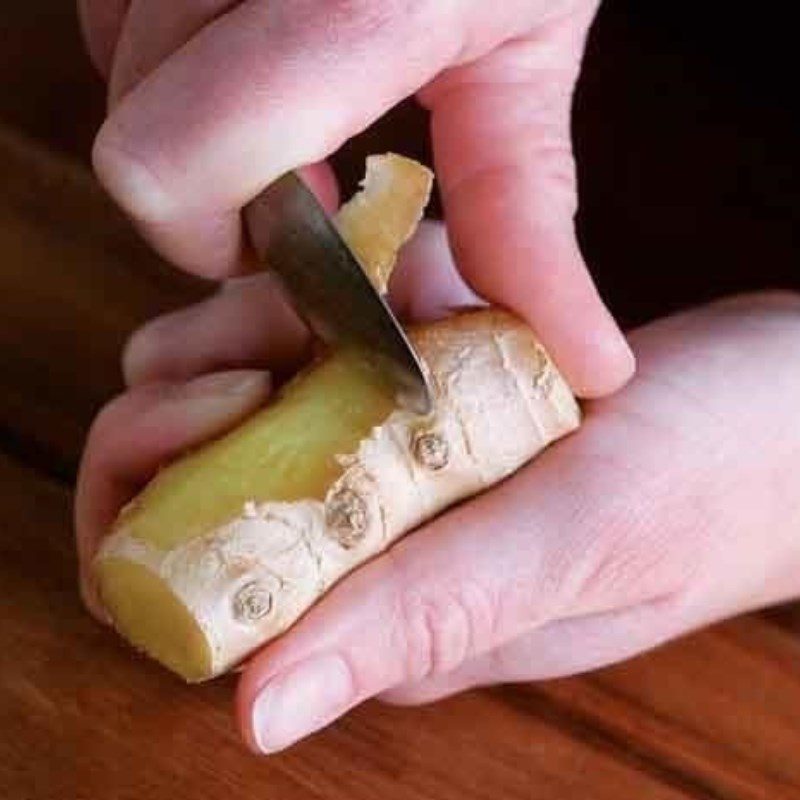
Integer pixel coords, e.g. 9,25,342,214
77,0,633,397
76,226,800,753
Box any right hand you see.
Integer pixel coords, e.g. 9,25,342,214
78,0,634,398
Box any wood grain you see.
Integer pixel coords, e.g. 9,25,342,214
530,621,800,800
0,125,205,478
0,452,700,800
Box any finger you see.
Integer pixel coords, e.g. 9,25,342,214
106,0,338,218
118,159,340,281
91,0,540,277
297,163,340,216
380,597,688,706
124,221,479,387
108,0,239,106
77,0,129,78
123,274,310,387
122,160,338,387
421,4,634,397
387,222,484,323
75,370,271,619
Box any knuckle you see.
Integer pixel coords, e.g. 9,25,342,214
523,443,713,619
309,0,439,47
393,579,500,682
577,527,694,608
323,0,417,28
552,475,709,613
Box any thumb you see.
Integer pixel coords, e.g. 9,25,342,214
236,293,800,753
235,414,685,754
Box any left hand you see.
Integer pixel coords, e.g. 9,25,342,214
76,226,800,753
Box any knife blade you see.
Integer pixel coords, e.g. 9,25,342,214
244,172,433,415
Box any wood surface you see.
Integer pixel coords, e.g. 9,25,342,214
1,2,798,799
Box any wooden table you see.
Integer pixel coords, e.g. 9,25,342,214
2,3,799,799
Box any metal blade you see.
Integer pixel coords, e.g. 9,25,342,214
244,172,432,414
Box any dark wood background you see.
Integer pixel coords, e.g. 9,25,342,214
1,2,798,798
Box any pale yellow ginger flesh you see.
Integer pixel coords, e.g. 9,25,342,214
95,156,581,682
99,558,212,682
116,352,398,551
335,154,433,292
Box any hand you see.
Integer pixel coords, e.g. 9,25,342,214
76,227,800,752
77,0,634,397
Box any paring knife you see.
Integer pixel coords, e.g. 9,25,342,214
244,172,433,415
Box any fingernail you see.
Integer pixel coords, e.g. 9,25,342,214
122,323,163,386
184,370,269,400
252,654,354,754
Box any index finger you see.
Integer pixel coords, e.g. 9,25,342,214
92,0,470,277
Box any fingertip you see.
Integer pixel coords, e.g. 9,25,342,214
93,127,244,279
236,647,301,755
172,371,273,432
389,221,485,323
564,323,637,399
92,126,174,226
139,213,245,280
512,291,635,399
448,203,636,399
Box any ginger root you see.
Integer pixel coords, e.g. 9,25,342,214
95,155,581,682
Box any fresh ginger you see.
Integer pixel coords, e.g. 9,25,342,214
95,155,581,682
